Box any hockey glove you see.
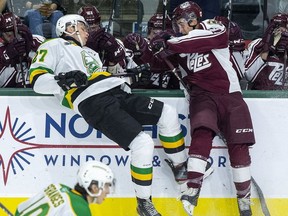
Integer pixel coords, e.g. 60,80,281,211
273,31,288,53
89,29,125,64
229,39,246,52
89,28,115,51
101,36,126,65
54,70,88,91
126,63,151,85
88,28,109,51
214,16,229,28
150,37,167,53
17,24,33,54
98,31,118,50
261,20,277,52
3,38,26,61
123,33,148,57
149,32,175,59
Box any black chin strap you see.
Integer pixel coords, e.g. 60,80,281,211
62,35,82,47
188,19,198,30
188,23,197,30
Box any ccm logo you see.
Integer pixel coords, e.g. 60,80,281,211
148,98,154,109
236,128,253,133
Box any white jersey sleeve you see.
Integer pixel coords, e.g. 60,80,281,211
244,38,266,82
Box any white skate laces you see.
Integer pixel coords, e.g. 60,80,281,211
238,197,251,211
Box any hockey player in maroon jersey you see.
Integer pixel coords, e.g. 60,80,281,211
245,13,288,90
78,5,126,75
150,1,255,215
0,12,44,88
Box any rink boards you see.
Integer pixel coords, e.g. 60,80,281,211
0,90,287,215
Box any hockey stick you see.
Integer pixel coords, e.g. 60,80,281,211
262,0,269,32
136,0,144,35
0,203,14,216
282,49,287,89
8,0,27,88
162,57,190,93
162,0,168,31
226,0,233,38
102,0,117,63
251,176,271,216
106,0,116,34
218,134,271,216
112,63,150,82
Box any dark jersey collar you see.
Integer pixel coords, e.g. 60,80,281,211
62,36,82,47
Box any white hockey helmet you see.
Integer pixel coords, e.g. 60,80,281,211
56,14,88,37
77,160,114,197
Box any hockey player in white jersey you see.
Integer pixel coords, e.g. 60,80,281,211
15,160,114,216
29,14,188,216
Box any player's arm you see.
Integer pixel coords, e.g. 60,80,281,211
168,30,227,54
29,42,61,94
244,39,266,82
168,21,228,54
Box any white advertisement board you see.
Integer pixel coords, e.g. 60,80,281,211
0,96,287,199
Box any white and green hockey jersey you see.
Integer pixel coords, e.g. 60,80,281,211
15,183,91,216
29,38,126,113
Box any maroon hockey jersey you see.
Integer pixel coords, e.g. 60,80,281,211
245,38,288,90
166,19,241,94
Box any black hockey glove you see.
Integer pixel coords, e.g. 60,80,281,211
54,70,88,91
126,63,151,85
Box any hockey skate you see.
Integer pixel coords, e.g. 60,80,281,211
237,197,252,216
164,159,214,183
136,197,161,216
180,187,200,216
